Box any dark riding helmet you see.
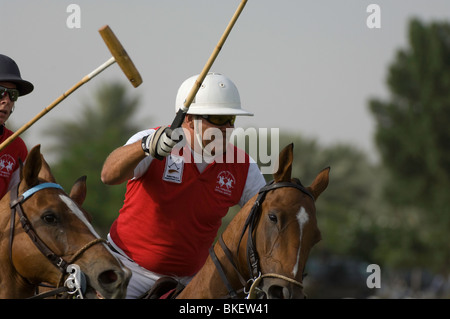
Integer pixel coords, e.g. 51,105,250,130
0,54,34,96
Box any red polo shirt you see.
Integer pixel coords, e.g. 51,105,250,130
110,144,251,276
0,126,27,198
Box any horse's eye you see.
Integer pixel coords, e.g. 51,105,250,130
268,213,278,223
42,213,58,225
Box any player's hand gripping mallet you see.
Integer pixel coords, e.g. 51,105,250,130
0,25,142,151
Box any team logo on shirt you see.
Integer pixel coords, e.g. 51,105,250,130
215,170,235,196
0,154,15,178
163,155,184,183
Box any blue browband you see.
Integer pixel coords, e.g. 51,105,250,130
20,183,64,202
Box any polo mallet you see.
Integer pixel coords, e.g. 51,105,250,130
166,0,248,136
0,25,142,151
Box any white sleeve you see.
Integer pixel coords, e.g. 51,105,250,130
238,157,266,207
126,129,156,180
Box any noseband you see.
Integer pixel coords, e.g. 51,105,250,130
210,179,315,299
9,182,105,298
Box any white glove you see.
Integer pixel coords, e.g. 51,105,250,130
142,126,179,160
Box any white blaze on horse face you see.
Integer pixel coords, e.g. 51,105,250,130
59,195,100,238
292,206,309,277
58,195,129,275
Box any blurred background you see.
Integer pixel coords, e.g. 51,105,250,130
3,0,450,298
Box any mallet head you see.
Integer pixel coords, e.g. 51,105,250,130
99,25,143,88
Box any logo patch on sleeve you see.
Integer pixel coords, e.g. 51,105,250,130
163,155,184,183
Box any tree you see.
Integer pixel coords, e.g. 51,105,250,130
44,81,145,235
369,19,450,272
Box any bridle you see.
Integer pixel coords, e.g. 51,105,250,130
9,181,106,298
210,179,315,299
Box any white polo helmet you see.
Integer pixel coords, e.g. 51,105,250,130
175,72,253,116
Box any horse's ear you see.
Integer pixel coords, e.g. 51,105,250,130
273,143,294,183
69,176,92,223
38,154,56,183
307,167,330,201
22,145,42,188
70,176,87,206
19,158,24,181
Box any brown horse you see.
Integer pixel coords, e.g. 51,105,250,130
0,145,130,298
176,143,330,299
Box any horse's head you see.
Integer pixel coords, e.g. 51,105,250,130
250,143,329,299
0,145,130,298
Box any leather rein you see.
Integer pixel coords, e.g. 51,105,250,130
209,180,315,299
9,182,105,298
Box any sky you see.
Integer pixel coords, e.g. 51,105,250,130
3,0,450,164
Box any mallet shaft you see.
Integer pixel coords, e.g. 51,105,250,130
0,57,115,151
86,57,115,80
183,0,248,111
0,24,141,152
170,0,248,130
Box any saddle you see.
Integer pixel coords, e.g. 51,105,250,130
140,276,185,299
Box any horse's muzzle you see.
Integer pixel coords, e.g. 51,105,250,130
260,277,306,299
85,265,131,299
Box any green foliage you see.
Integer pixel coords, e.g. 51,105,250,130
44,82,145,236
369,19,450,272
